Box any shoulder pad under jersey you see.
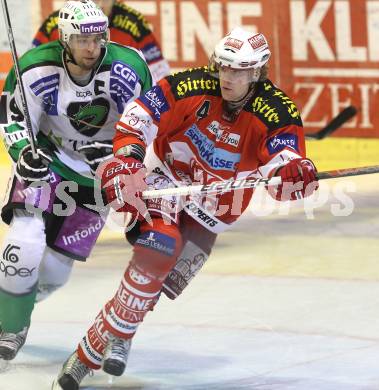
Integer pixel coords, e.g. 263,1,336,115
246,79,303,131
18,41,63,77
101,43,152,90
167,66,221,100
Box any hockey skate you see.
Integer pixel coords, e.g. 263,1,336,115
102,336,131,376
52,352,91,390
0,326,28,360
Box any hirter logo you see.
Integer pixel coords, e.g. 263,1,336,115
248,33,267,50
225,37,244,50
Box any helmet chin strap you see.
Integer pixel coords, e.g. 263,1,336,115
63,43,105,80
63,43,78,66
222,83,256,122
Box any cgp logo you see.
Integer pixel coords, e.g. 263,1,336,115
1,244,36,278
110,61,139,112
112,62,138,87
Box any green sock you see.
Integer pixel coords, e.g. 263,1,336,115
0,287,37,333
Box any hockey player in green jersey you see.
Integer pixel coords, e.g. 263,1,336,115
0,0,152,361
33,0,171,81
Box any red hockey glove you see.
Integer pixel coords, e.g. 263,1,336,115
273,158,319,201
99,155,148,217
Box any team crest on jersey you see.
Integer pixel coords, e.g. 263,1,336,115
110,61,139,113
206,121,240,147
66,97,110,137
185,124,240,171
267,133,299,155
30,74,60,116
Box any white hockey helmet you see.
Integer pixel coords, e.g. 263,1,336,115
213,27,271,69
58,0,109,44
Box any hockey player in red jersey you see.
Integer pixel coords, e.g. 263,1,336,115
32,0,170,81
52,27,319,390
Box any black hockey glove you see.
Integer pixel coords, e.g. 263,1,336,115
77,140,113,175
16,144,53,184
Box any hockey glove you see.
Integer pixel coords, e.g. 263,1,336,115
77,140,113,175
100,155,148,218
272,158,319,201
16,144,53,184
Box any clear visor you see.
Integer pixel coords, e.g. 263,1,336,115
209,57,261,84
68,32,108,50
218,66,256,84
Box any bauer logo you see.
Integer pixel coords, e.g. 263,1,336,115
80,22,107,34
267,133,299,155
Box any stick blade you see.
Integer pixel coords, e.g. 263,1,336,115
306,106,358,140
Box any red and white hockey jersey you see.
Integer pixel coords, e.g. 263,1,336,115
114,66,306,232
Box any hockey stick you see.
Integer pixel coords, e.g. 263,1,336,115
305,105,358,140
317,165,379,180
1,0,38,158
141,165,379,199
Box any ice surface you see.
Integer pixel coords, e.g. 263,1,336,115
1,175,379,389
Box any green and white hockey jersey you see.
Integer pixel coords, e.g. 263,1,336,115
0,40,153,186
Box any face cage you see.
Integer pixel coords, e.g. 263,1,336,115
209,57,262,84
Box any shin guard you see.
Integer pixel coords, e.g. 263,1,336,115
77,219,182,368
103,220,182,337
78,301,113,369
